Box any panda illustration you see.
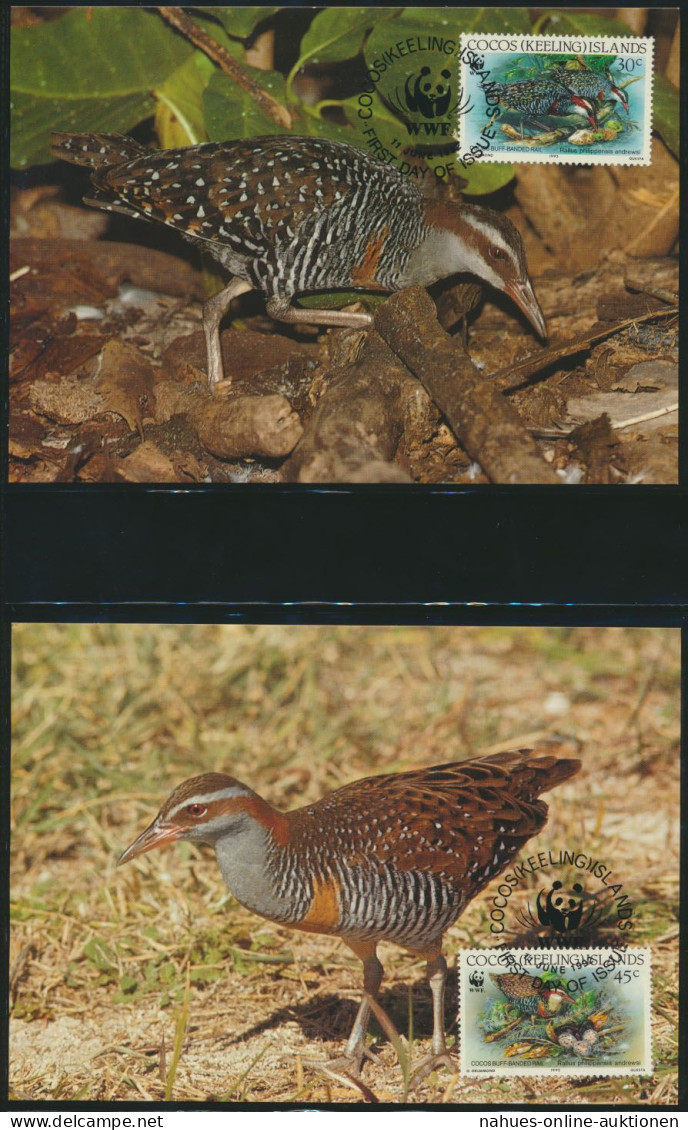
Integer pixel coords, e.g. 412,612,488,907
537,880,585,933
404,66,453,118
468,969,485,988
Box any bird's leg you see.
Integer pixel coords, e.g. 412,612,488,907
306,940,384,1079
408,951,458,1088
428,953,450,1057
334,942,384,1072
266,296,373,330
201,277,252,390
344,950,385,1068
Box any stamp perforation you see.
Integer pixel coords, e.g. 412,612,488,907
458,34,654,168
458,946,653,1078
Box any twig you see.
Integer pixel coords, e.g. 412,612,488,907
159,1029,166,1083
367,992,412,1094
531,403,678,442
501,124,581,148
156,7,292,130
220,1044,269,1100
613,403,678,430
490,306,678,392
375,288,559,484
617,657,661,739
625,281,677,305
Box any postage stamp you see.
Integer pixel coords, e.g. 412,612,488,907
459,34,653,166
459,947,652,1077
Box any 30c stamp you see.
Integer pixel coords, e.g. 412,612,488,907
459,34,653,166
459,948,652,1077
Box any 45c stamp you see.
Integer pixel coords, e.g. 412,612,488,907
459,948,652,1076
459,34,653,166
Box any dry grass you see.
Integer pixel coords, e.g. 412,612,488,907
9,624,680,1104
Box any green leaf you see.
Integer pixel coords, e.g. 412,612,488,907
441,7,531,34
297,7,384,67
11,8,193,167
11,8,192,97
196,7,280,41
189,965,224,984
286,7,392,103
372,7,531,42
154,52,216,147
535,10,641,37
453,162,515,195
204,66,290,141
653,74,679,157
83,937,116,973
12,89,155,170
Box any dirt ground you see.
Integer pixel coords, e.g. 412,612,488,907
9,624,680,1104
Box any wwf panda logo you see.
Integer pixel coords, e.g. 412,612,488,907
403,66,453,118
468,969,485,987
537,881,585,933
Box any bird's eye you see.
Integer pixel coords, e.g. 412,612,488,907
186,803,206,817
489,246,506,261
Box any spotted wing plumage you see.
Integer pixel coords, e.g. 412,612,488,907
50,133,362,251
289,749,579,895
50,132,426,299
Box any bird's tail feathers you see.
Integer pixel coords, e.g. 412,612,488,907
480,746,581,796
50,132,148,168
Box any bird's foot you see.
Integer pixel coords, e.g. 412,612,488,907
304,1042,381,1078
211,377,234,395
408,1051,459,1090
303,1047,381,1102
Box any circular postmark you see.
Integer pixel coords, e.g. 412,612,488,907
351,29,468,181
485,846,637,947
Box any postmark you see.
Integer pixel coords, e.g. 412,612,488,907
459,34,653,166
459,947,652,1076
486,846,638,944
352,23,462,181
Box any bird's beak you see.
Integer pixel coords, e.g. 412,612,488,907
612,87,630,114
504,277,547,340
117,819,179,866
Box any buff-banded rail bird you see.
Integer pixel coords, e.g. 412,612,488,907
51,133,546,389
119,747,580,1084
492,972,576,1023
